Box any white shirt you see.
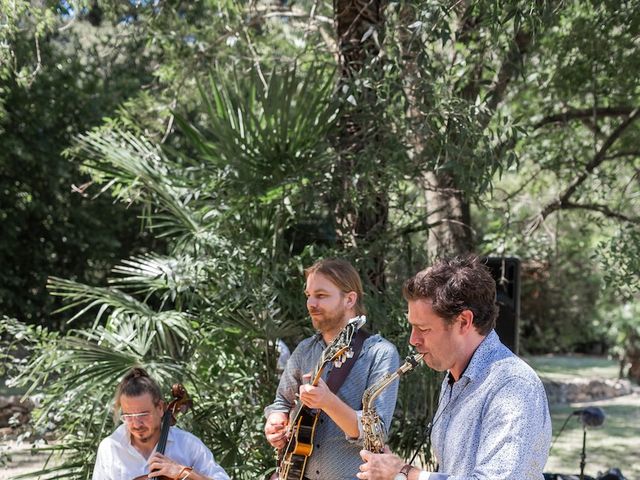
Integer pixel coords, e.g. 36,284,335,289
93,424,230,480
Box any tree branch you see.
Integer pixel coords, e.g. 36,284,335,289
484,30,532,118
604,150,640,160
534,106,637,129
527,108,640,233
561,202,640,224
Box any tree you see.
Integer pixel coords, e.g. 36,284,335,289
4,1,640,479
0,0,159,327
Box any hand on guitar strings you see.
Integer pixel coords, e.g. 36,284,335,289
357,447,406,480
265,411,289,449
299,374,335,411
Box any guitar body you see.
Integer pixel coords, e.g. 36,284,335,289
278,406,320,479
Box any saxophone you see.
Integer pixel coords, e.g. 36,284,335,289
362,353,423,453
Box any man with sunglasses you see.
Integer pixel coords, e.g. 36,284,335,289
93,367,230,480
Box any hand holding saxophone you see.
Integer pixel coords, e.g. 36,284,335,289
357,447,407,480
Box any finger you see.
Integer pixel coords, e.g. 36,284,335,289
356,472,367,479
267,422,287,435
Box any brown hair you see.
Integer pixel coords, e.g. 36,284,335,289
304,258,366,316
403,255,498,335
113,367,162,422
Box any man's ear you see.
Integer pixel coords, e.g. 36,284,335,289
458,309,474,334
345,291,357,309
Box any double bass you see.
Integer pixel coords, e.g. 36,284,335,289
132,383,192,480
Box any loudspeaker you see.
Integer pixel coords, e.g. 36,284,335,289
485,257,520,355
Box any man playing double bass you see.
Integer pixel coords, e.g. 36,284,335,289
264,258,400,479
93,367,230,480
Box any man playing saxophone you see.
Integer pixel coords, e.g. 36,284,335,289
357,255,551,480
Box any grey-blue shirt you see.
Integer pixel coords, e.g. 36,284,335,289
265,332,400,480
428,330,552,480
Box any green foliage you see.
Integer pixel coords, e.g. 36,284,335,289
596,226,640,300
180,63,339,192
4,0,640,478
0,1,158,327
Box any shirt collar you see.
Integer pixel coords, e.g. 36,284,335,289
452,329,500,383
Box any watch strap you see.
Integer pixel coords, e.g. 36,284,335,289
400,464,414,477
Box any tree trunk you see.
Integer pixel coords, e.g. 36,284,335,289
627,333,640,382
424,172,473,256
332,0,388,290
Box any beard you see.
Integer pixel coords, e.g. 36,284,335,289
129,425,158,444
309,304,347,334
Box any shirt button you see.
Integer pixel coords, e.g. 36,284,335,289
316,444,320,448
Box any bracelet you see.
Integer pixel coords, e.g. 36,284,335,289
176,466,193,480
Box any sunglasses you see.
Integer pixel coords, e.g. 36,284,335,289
120,412,152,423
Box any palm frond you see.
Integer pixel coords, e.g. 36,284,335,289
74,129,203,239
174,63,340,192
47,277,154,325
109,253,210,303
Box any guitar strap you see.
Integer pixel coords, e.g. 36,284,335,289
325,329,371,394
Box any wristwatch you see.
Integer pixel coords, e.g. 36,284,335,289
393,464,414,480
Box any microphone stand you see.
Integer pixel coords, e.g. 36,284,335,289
579,425,587,480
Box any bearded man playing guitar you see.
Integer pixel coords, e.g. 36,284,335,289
264,258,400,480
93,368,230,480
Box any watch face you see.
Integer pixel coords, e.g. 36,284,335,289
393,474,408,480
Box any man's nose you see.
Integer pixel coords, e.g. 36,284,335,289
409,328,420,346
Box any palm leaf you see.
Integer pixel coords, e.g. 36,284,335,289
174,63,340,192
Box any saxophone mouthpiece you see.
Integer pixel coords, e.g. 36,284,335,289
407,352,424,367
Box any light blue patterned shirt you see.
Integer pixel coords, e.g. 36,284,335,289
265,332,400,480
427,330,551,480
